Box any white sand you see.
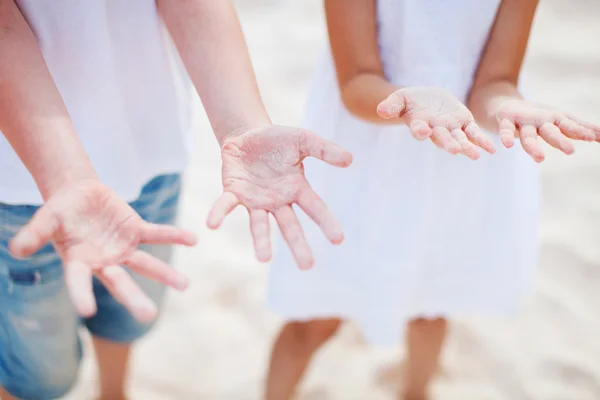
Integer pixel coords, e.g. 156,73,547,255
64,0,600,399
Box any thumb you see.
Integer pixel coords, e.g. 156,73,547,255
298,130,353,168
377,92,407,119
9,205,59,258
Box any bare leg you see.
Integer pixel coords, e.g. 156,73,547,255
402,318,448,400
93,336,132,400
0,386,17,400
265,319,342,400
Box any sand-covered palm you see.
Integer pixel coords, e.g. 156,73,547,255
207,125,353,270
378,87,496,159
496,99,600,162
9,180,197,322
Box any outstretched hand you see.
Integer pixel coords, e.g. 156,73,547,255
9,180,197,322
377,87,497,159
207,125,353,270
495,99,600,162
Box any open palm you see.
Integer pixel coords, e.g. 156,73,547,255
378,87,496,159
207,125,353,270
10,181,196,322
496,99,600,162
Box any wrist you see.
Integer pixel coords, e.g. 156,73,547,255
470,81,522,114
214,116,272,148
36,163,99,201
490,94,520,110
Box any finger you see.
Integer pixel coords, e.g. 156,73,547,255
430,135,444,149
432,126,460,154
498,118,517,148
297,189,344,244
207,192,240,229
140,223,197,246
249,209,272,263
124,250,189,291
65,260,97,318
97,265,158,323
377,92,407,119
464,122,496,154
408,119,433,141
450,128,480,160
538,122,574,155
274,206,314,270
519,124,545,163
565,115,600,135
298,131,353,167
9,205,59,259
557,118,596,141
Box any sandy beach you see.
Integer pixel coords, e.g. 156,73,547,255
64,1,600,399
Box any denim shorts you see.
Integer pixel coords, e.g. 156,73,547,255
0,174,181,400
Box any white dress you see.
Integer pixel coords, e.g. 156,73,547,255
268,0,540,345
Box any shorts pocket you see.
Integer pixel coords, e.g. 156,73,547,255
0,204,65,302
0,250,66,302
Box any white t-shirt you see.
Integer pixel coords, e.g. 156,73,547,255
0,0,198,205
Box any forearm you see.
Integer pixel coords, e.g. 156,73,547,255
340,72,400,124
0,0,97,200
467,80,523,133
158,0,271,146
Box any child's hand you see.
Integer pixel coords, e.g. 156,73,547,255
207,125,353,270
495,99,600,162
377,87,496,159
9,180,197,322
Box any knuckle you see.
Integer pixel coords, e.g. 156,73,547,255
466,129,478,138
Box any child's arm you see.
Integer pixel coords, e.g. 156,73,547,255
467,0,600,162
0,0,98,198
324,0,397,123
325,0,496,159
159,0,355,270
157,0,270,144
0,0,195,321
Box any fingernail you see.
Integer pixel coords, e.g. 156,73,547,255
134,300,158,321
300,258,315,270
171,274,190,291
342,153,353,166
257,253,271,263
8,245,23,258
185,232,198,245
76,297,97,317
8,237,29,258
330,232,344,244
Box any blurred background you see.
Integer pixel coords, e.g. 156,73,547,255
65,0,600,399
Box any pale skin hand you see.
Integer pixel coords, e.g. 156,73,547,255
377,87,497,159
324,1,495,159
1,0,198,322
9,180,197,322
206,125,353,270
495,99,599,162
467,0,599,162
159,0,354,269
